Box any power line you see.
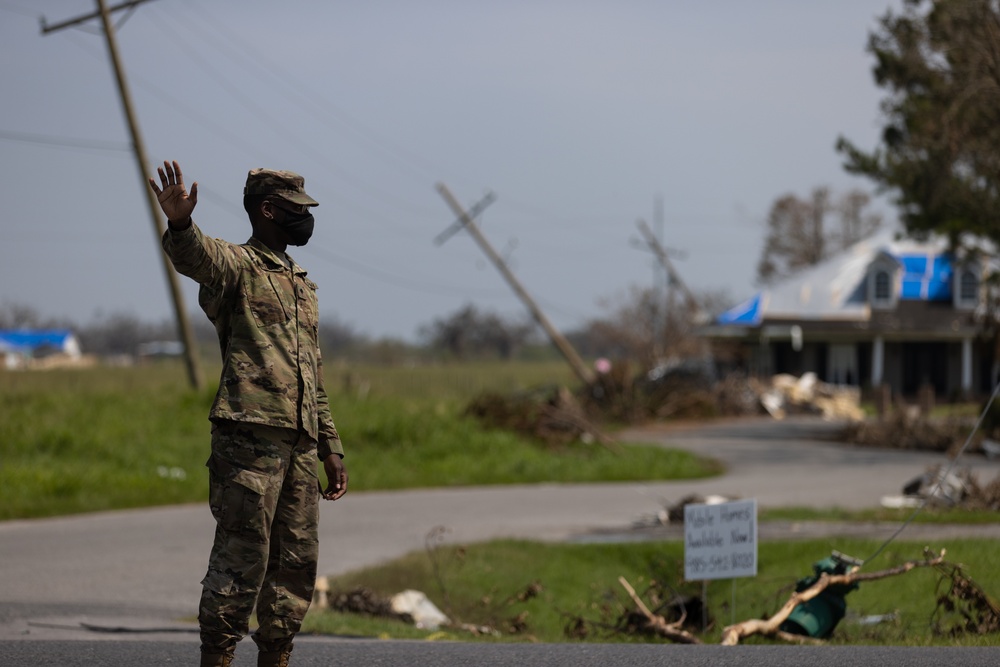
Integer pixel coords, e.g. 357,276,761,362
192,184,503,300
148,5,441,219
174,0,453,189
51,3,645,285
59,30,277,165
0,128,131,153
302,245,513,300
57,26,434,245
861,379,1000,567
0,2,36,19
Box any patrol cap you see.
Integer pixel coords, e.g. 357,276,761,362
244,168,319,206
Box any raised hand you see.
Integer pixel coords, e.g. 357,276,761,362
149,160,198,224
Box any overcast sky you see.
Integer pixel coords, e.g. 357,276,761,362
1,0,900,341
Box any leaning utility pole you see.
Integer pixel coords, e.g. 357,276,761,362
635,218,701,317
652,196,666,358
42,0,203,389
435,183,595,386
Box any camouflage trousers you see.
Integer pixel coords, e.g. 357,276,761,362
199,420,320,654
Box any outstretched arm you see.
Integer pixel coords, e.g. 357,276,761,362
155,160,240,292
149,160,198,228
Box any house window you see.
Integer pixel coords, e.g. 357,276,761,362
874,270,891,303
959,269,979,304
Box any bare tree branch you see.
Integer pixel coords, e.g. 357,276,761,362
720,550,947,646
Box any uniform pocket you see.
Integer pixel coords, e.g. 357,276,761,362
207,453,271,543
247,274,289,327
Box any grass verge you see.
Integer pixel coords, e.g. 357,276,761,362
303,537,1000,646
759,506,1000,525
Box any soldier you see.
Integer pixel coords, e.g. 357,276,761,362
149,160,349,667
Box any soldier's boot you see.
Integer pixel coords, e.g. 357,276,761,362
199,651,234,667
257,646,293,667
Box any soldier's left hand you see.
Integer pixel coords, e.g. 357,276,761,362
322,455,348,501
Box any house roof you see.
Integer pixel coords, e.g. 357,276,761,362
715,226,983,328
0,329,78,354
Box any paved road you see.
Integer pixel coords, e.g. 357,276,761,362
3,416,999,664
2,638,999,667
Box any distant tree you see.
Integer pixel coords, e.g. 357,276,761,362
836,0,1000,244
571,286,731,367
0,303,70,330
418,303,535,360
756,187,882,285
319,316,369,358
76,313,175,356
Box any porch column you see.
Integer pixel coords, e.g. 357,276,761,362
872,335,884,387
962,337,973,394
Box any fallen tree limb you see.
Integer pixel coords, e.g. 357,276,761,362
617,576,702,644
720,549,947,646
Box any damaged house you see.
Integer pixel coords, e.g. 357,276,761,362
701,227,997,401
0,329,83,370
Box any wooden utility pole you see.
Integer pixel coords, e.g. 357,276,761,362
635,218,701,316
652,196,666,358
436,183,595,386
43,0,203,389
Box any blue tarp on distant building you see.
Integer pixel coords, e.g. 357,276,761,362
716,293,763,326
712,241,959,327
0,330,76,353
899,253,952,301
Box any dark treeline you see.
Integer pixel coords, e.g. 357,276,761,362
0,288,730,366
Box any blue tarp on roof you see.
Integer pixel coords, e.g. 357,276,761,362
716,293,762,325
898,252,952,301
0,330,75,352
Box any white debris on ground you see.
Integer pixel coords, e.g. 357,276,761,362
880,465,976,509
390,590,450,630
758,372,864,422
981,438,1000,460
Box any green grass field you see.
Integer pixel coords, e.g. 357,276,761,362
0,360,718,519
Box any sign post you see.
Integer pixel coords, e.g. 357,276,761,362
684,498,758,627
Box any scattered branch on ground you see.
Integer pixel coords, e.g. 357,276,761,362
932,561,1000,637
563,573,706,644
616,576,702,644
720,549,947,646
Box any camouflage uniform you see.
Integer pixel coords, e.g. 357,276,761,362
161,169,343,659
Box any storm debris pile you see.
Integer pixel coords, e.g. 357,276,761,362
882,464,1000,511
844,411,971,453
757,373,864,421
464,366,869,448
465,386,615,449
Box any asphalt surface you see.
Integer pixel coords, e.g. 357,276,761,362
3,638,1000,667
3,415,1000,665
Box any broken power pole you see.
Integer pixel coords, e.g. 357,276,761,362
43,0,203,389
435,183,595,386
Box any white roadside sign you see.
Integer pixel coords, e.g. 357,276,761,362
684,498,758,581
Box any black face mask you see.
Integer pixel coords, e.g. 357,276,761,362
273,207,315,246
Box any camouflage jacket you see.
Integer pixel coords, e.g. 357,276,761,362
162,222,343,460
